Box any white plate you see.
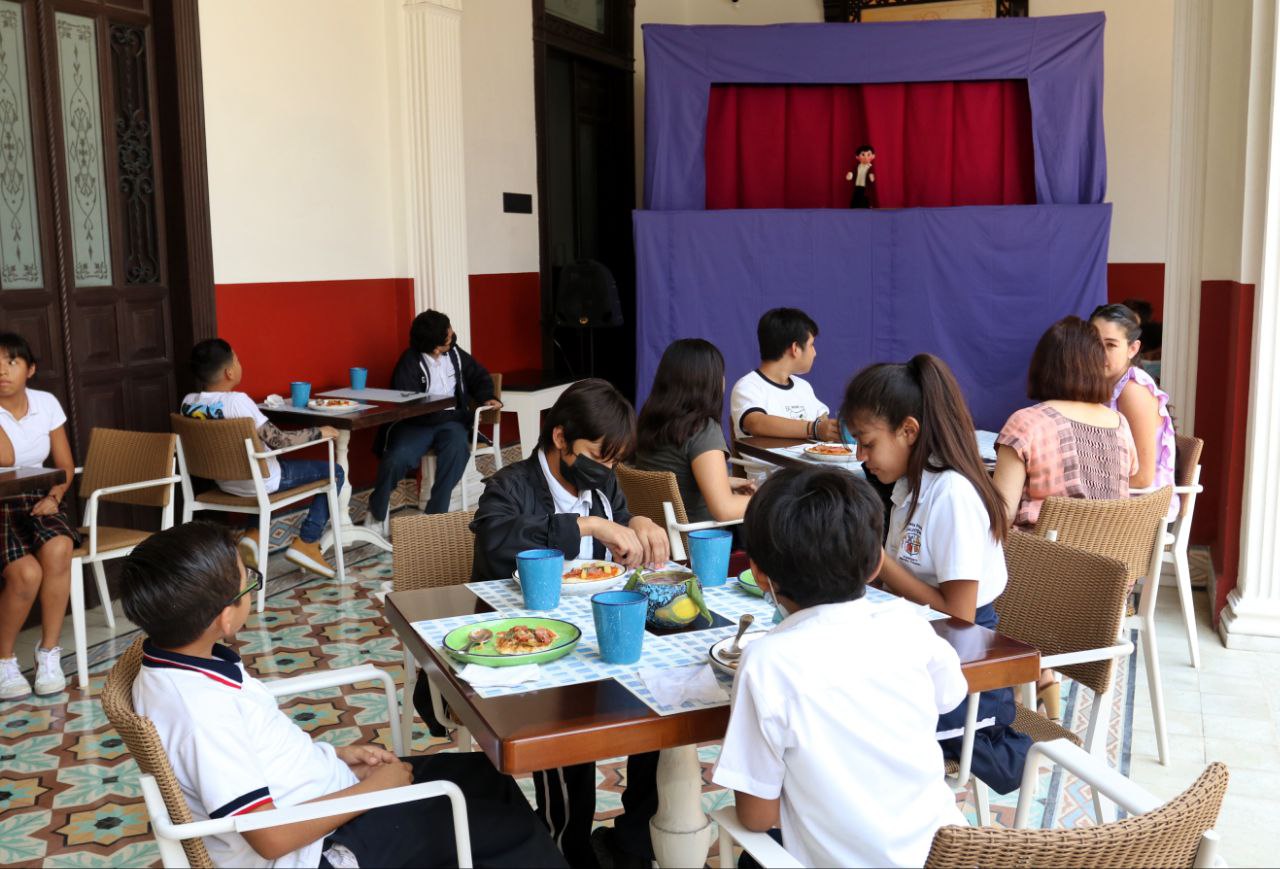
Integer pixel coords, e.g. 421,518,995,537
709,630,770,676
307,399,363,413
513,559,629,597
801,445,859,463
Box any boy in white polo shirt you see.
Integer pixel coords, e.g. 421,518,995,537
712,467,968,868
729,308,840,443
121,522,565,869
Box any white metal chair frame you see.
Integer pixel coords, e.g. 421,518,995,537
662,501,743,563
68,462,181,689
418,402,503,513
174,435,345,611
711,738,1226,869
135,665,442,868
1134,466,1206,669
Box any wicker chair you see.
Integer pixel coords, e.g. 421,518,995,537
418,373,504,512
101,638,448,868
67,428,180,689
1033,486,1174,767
713,739,1228,869
170,414,345,611
615,464,741,562
391,511,477,751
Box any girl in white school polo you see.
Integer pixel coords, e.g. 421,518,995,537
842,353,1031,793
0,333,79,701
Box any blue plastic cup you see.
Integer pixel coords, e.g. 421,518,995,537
689,529,733,587
290,381,311,408
516,548,564,610
350,367,368,391
591,590,647,664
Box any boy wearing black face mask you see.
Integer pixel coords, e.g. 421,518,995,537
466,378,669,869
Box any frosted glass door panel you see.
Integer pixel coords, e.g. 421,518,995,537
0,1,43,290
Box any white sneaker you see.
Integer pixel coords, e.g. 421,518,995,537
362,512,390,540
33,646,66,695
0,657,30,700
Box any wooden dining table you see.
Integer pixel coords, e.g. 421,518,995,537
259,396,453,552
385,583,1039,867
0,466,67,499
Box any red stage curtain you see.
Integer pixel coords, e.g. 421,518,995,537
705,81,1035,210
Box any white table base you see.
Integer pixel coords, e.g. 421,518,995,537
320,429,391,555
650,745,714,869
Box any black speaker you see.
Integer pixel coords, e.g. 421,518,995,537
554,260,624,328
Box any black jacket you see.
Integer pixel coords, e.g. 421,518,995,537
470,453,633,581
373,344,495,456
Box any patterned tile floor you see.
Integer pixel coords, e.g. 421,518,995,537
1,502,1139,867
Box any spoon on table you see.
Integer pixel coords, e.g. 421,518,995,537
460,628,493,654
720,614,755,661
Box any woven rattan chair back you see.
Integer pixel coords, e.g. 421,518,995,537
998,531,1129,694
477,373,503,426
170,413,269,481
392,511,477,591
1033,486,1172,589
1174,435,1204,520
79,428,178,508
616,464,691,552
925,761,1228,868
101,637,214,868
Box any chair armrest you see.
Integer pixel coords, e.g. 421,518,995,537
1172,483,1204,495
670,518,744,533
1039,642,1133,670
1013,739,1161,828
82,475,183,556
711,807,804,869
265,664,389,700
253,436,335,460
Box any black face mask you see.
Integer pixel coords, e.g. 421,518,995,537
562,452,613,492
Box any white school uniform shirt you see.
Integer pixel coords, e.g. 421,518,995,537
180,391,281,497
885,468,1008,608
538,449,613,561
712,599,968,868
133,641,358,869
729,370,829,440
420,352,457,402
0,388,66,467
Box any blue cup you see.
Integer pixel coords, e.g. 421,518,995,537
688,529,732,587
516,548,564,610
290,381,311,408
591,590,647,664
350,367,368,391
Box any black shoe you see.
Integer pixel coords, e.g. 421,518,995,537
590,826,651,869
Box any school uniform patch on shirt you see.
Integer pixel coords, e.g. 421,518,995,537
899,522,923,564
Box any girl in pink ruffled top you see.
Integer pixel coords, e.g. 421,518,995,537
1091,304,1179,520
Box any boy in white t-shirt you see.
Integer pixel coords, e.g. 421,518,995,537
712,466,968,868
0,332,79,700
181,339,342,579
121,522,565,868
729,308,840,443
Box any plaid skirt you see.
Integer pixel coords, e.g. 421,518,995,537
0,493,82,570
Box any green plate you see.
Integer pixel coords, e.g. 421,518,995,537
441,617,581,667
736,569,764,597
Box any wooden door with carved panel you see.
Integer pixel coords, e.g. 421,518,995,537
0,0,174,454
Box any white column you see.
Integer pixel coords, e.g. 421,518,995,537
1161,0,1211,433
1221,0,1280,651
401,0,472,349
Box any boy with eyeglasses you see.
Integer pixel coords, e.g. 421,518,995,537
120,521,564,868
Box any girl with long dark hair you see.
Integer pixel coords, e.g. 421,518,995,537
636,339,753,523
841,353,1029,795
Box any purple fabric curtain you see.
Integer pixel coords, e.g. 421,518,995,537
634,205,1112,431
643,14,1106,210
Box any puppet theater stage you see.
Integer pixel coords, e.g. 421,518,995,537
633,14,1113,430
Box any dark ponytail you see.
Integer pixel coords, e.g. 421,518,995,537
840,354,1006,543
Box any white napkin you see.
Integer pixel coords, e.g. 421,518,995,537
263,393,286,408
458,663,542,688
638,663,729,708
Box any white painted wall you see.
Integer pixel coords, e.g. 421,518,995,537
1032,0,1174,264
460,0,540,275
1201,0,1252,283
199,0,401,284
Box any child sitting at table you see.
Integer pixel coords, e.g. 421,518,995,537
120,521,566,868
841,353,1031,793
0,332,79,701
181,338,343,579
712,465,968,867
469,378,669,869
730,307,840,444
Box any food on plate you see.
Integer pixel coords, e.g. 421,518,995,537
563,561,623,583
805,443,854,456
311,398,358,408
494,624,558,655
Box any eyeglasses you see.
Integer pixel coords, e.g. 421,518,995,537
224,568,263,608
